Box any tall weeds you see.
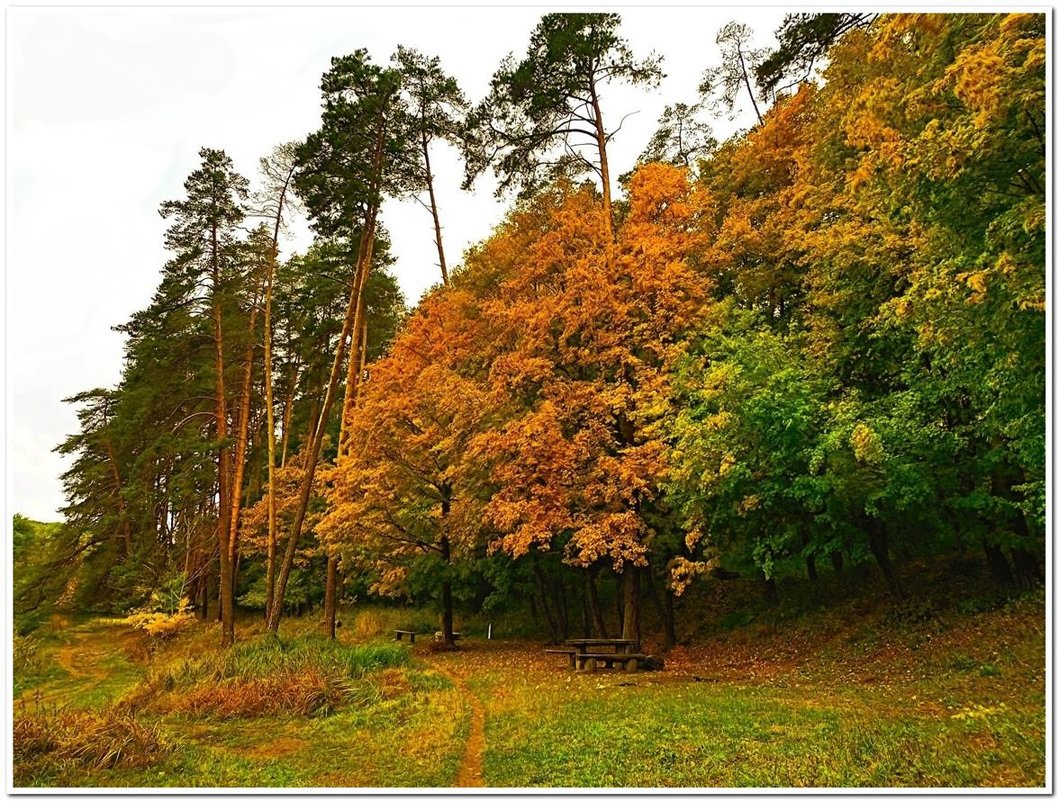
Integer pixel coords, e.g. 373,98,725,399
121,635,409,718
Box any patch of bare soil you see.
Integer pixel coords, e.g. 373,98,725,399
431,664,486,787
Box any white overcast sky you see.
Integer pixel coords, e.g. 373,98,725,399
7,5,787,521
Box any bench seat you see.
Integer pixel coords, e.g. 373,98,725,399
574,652,648,673
543,647,578,669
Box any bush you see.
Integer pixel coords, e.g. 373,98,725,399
123,598,194,640
121,635,410,718
13,707,171,784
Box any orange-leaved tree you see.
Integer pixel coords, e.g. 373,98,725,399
318,289,489,647
469,164,714,642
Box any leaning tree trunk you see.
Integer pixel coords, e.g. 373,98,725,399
322,311,371,640
266,228,371,633
588,78,614,243
421,126,449,286
266,127,384,634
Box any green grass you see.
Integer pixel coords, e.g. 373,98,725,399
12,582,1046,789
13,618,468,787
478,679,1042,787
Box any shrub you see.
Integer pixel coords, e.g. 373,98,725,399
13,707,171,784
121,635,410,718
123,598,194,640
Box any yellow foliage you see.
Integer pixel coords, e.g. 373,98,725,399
123,598,194,640
668,556,708,596
850,424,885,465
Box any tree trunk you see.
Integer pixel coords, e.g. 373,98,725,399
579,574,591,637
802,531,817,582
439,536,455,647
103,437,132,559
830,550,844,574
588,78,614,243
278,363,300,469
865,518,904,600
209,222,235,648
267,192,381,634
531,557,560,644
555,573,570,641
736,44,764,124
323,554,339,639
226,278,263,607
199,567,209,622
421,127,449,286
620,566,641,644
263,233,282,621
984,543,1013,586
665,587,676,647
644,564,675,650
763,573,778,602
585,565,608,638
1010,547,1043,588
337,301,370,459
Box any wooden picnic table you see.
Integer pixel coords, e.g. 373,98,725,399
564,638,639,654
545,638,645,672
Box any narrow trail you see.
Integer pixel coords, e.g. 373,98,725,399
433,665,486,788
19,622,127,708
53,640,85,679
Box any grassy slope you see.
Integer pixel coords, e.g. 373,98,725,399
14,617,467,788
11,559,1047,789
439,559,1047,788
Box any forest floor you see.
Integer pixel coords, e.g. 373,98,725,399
11,564,1047,789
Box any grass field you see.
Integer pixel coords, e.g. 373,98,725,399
11,572,1046,789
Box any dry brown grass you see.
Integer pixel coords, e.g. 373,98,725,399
122,668,350,719
14,707,171,783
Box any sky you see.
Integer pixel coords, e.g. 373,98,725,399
7,5,786,522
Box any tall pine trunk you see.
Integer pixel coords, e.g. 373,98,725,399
210,223,236,648
421,127,449,286
266,130,384,634
226,278,263,603
588,80,614,243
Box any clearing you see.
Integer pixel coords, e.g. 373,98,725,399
12,575,1046,789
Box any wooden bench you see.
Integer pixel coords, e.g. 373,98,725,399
394,629,418,643
574,652,648,673
543,648,578,669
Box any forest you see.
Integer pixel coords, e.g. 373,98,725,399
11,11,1046,790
